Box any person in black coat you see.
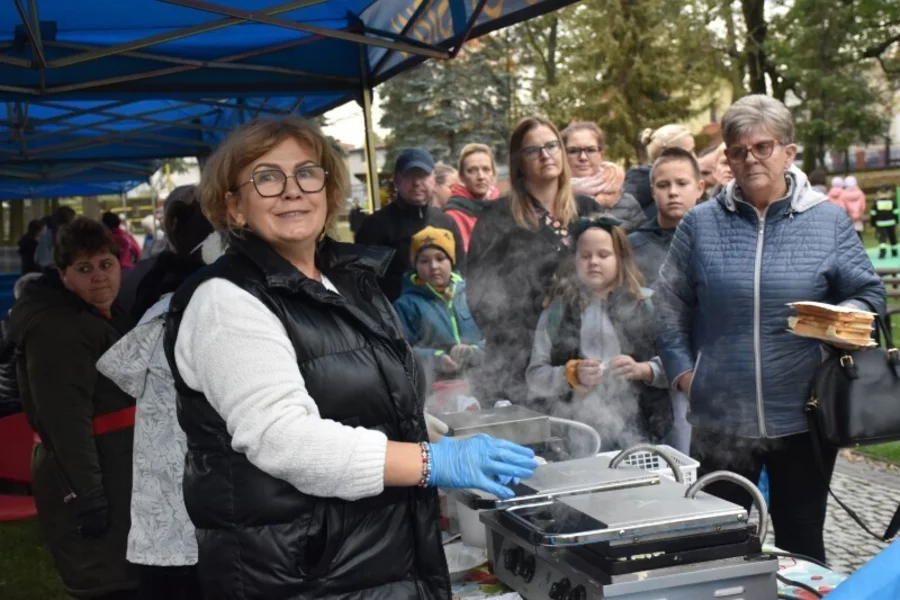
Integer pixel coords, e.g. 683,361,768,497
17,219,46,274
162,117,536,600
355,148,466,302
467,116,599,406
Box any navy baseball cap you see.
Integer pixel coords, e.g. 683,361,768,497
395,148,435,175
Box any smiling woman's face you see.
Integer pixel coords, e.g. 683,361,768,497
61,252,120,312
226,136,328,252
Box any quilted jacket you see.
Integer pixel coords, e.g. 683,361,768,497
657,167,885,438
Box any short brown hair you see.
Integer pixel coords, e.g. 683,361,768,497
458,143,496,175
561,121,606,151
200,117,347,235
650,147,702,182
54,217,119,269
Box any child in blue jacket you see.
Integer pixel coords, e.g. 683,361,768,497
394,226,484,387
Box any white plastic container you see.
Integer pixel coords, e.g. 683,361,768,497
453,493,487,548
597,444,699,485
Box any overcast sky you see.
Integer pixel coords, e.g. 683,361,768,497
321,97,388,149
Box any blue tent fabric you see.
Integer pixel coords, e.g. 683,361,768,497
0,0,577,109
0,179,144,200
826,540,900,599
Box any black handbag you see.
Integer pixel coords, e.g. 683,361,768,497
805,314,900,542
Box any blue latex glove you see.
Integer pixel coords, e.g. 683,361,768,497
429,434,538,499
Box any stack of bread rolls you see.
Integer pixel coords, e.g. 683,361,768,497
787,301,876,347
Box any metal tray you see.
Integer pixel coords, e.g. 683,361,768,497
491,477,749,547
456,455,661,510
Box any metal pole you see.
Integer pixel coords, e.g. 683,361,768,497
361,87,380,213
359,46,379,214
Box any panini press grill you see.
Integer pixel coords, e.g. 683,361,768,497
464,447,778,599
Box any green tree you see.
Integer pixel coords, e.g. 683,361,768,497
552,0,724,163
377,41,516,166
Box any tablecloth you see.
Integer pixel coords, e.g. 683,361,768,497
448,543,846,599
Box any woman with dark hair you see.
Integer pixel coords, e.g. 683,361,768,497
98,188,215,599
467,116,598,405
161,117,536,599
9,218,138,599
17,219,45,274
34,206,76,270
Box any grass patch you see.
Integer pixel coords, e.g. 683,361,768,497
0,519,67,600
857,442,900,465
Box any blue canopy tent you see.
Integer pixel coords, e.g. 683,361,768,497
0,0,579,204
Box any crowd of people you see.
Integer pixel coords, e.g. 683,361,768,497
0,93,890,600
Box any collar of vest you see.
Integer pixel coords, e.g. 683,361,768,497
226,232,395,288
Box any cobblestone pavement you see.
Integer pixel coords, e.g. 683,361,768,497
762,452,899,575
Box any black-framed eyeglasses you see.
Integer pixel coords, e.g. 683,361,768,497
566,145,601,158
725,140,780,163
520,140,562,161
235,166,329,197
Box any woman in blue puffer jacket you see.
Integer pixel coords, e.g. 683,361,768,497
656,94,885,564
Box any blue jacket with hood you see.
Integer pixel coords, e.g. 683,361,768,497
393,273,484,375
656,166,885,438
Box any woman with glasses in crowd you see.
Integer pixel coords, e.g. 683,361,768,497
563,122,645,232
656,95,884,564
467,115,598,406
162,117,537,599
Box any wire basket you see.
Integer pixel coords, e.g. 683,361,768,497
598,445,699,485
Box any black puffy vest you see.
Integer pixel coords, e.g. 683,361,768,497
164,234,450,600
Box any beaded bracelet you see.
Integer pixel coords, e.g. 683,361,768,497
418,442,432,488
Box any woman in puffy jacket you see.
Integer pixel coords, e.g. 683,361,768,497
656,95,884,564
162,117,537,599
840,175,867,238
827,176,846,207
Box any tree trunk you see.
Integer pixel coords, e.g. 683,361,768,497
741,0,768,95
722,0,747,98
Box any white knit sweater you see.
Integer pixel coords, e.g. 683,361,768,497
174,277,389,501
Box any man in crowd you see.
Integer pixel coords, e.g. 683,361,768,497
696,145,719,199
356,148,465,302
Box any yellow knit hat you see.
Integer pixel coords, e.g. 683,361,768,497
410,226,456,266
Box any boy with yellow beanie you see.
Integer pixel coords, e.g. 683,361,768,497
394,227,484,387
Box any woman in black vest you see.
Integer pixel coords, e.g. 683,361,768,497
163,117,537,600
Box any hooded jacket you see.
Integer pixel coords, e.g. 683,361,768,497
163,233,449,600
393,273,484,384
444,182,500,252
656,167,885,438
839,185,867,225
9,272,137,598
628,218,677,289
355,196,466,302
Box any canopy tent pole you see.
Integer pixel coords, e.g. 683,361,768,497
358,45,380,214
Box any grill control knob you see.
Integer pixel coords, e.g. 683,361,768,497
549,578,571,599
503,547,523,574
569,584,587,600
519,554,536,582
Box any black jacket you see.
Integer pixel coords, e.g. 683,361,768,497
164,233,449,600
0,318,20,418
628,218,676,289
547,290,672,443
9,273,137,598
466,195,598,404
17,235,39,274
623,165,658,220
355,197,466,302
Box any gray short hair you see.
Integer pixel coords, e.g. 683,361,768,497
722,95,794,146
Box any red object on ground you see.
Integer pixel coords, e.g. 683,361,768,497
0,413,38,522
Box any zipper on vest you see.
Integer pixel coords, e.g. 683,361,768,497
753,211,767,437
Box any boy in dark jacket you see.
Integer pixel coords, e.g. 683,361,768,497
629,148,705,289
394,227,483,388
871,185,899,259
